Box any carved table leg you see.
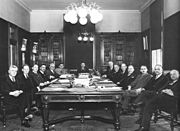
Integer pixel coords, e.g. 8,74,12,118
42,95,49,131
80,109,85,123
114,102,121,131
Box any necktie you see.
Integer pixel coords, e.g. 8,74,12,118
12,77,15,82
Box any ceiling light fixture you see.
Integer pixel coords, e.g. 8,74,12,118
64,0,103,25
77,32,94,42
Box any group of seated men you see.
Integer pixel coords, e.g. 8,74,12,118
0,62,97,128
0,63,68,127
0,61,179,130
103,61,180,131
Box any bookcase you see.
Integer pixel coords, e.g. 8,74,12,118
98,33,141,67
31,33,64,66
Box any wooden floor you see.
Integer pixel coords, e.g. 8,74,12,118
0,110,180,131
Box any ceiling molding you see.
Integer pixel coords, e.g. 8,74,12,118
16,0,32,12
140,0,156,12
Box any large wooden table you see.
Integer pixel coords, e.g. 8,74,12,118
36,78,124,131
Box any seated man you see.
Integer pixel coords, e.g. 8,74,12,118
135,69,180,131
102,61,115,80
119,63,128,81
1,65,30,127
76,62,89,75
134,64,168,124
38,64,49,82
121,65,152,112
46,63,59,80
112,64,122,84
54,63,68,76
118,65,137,90
19,64,37,119
30,64,49,89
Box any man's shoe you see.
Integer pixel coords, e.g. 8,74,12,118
21,119,30,128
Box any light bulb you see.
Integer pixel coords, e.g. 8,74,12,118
70,16,78,24
77,7,88,18
89,36,94,42
79,17,87,25
78,36,83,41
83,36,88,41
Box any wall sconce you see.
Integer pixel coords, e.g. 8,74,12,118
21,38,27,51
32,42,38,54
77,32,94,42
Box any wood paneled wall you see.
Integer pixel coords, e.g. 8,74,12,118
0,18,31,76
0,18,8,76
164,11,180,70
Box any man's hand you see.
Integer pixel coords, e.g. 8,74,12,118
102,75,107,78
162,89,174,96
9,90,23,97
39,83,45,86
50,75,55,79
128,85,132,90
37,86,41,92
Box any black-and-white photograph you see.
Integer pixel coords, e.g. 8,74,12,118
0,0,180,131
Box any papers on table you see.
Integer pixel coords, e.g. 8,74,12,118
58,79,70,84
74,78,90,87
98,87,123,91
78,73,89,79
60,74,73,79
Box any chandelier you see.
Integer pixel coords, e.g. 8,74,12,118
64,0,103,25
77,32,94,42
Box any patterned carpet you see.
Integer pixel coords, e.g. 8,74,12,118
0,109,180,131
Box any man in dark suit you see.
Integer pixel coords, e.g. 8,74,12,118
135,69,180,131
38,64,49,82
112,64,122,84
46,63,59,80
1,65,30,127
102,61,115,80
134,64,168,124
119,65,137,90
119,63,128,80
76,62,89,75
18,64,37,121
121,65,152,112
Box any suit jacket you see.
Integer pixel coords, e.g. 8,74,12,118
77,66,89,75
112,70,122,84
45,69,59,80
130,73,152,90
17,73,36,93
120,71,137,90
1,74,24,105
144,74,168,92
151,80,180,114
160,80,180,99
38,71,49,81
104,66,115,81
29,71,44,87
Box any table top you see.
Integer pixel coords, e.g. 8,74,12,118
37,77,123,95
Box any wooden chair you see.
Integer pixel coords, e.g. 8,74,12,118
153,100,180,131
